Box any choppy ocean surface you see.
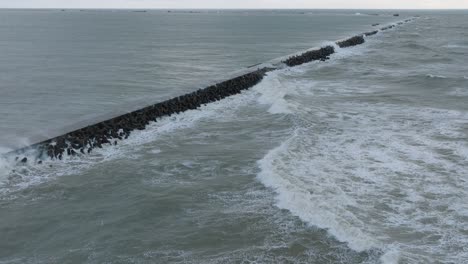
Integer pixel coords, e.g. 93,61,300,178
1,9,467,264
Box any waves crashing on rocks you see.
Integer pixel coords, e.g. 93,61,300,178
5,17,418,164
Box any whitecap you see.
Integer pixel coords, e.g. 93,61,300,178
255,71,293,114
256,129,381,253
255,97,468,263
443,44,468,49
380,247,401,264
148,148,162,154
426,74,447,79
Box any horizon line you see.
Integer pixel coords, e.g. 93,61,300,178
1,7,467,10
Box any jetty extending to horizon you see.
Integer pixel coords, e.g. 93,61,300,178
6,17,416,164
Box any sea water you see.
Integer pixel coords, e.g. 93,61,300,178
0,9,467,264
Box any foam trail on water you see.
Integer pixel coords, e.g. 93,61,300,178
252,22,468,262
254,40,368,115
426,74,447,79
256,129,381,252
255,42,386,254
254,62,468,264
443,44,468,49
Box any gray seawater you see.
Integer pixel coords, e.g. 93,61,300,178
1,10,468,264
0,9,395,149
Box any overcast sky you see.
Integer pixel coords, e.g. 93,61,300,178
1,0,468,9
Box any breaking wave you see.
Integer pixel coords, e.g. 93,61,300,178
254,37,468,263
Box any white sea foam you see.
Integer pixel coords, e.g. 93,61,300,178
254,47,468,262
0,146,11,155
0,147,12,183
255,71,293,114
380,248,401,264
426,74,447,79
0,157,12,186
443,44,468,49
148,148,162,154
331,41,369,60
256,89,468,263
257,130,381,252
254,41,371,116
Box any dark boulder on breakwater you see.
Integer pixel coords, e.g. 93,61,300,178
283,46,335,67
380,25,395,31
336,35,365,48
364,31,378,37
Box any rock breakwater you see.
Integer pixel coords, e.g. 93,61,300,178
7,17,417,163
16,68,271,161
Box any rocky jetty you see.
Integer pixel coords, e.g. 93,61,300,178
9,17,417,163
282,46,335,67
336,35,365,48
18,68,271,160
